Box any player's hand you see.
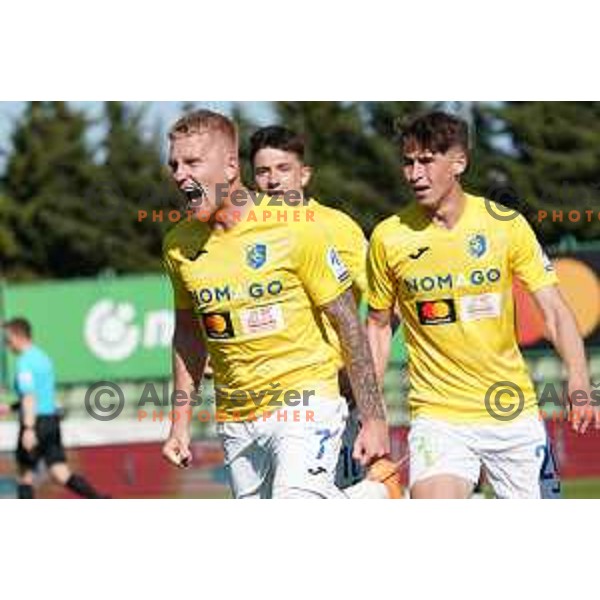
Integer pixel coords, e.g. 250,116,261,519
162,428,192,469
353,418,390,467
0,404,10,419
568,377,600,434
22,428,38,452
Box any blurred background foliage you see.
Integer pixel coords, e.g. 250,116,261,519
0,101,599,281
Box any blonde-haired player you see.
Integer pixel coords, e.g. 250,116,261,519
161,110,400,499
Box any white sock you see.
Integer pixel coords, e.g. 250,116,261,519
344,480,389,499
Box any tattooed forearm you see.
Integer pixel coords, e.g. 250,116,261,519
323,289,387,421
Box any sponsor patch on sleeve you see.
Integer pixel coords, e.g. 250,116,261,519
239,304,285,336
459,293,501,322
327,247,350,284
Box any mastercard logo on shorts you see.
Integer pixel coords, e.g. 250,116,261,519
202,312,235,339
416,299,457,325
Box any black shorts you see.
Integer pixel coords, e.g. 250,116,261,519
16,415,66,469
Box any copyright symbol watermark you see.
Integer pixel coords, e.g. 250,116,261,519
85,381,125,422
485,184,521,222
485,381,525,422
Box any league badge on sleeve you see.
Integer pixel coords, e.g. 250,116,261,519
246,243,267,270
540,247,555,272
327,247,350,283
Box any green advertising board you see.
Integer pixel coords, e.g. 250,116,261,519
2,274,174,385
1,273,408,387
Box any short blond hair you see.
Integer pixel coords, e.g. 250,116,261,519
169,109,238,147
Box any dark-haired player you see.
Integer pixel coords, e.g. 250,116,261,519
366,111,592,498
249,125,368,488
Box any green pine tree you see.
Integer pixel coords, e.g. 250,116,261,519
0,194,20,276
274,101,424,232
484,102,600,243
3,101,105,279
101,101,177,272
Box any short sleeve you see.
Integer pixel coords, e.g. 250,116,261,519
15,363,35,396
345,227,368,298
291,224,353,307
332,218,367,299
367,226,396,310
509,215,559,292
316,204,367,299
163,247,194,310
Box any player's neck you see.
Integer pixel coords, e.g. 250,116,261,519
16,340,33,354
210,180,252,232
428,188,467,230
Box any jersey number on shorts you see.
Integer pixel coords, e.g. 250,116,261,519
315,428,339,460
536,443,561,498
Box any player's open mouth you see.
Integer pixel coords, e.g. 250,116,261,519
413,186,431,196
182,182,206,208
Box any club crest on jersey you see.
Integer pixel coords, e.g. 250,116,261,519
468,234,487,259
246,243,267,269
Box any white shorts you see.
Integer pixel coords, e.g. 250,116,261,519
409,415,548,499
335,406,365,489
217,396,348,499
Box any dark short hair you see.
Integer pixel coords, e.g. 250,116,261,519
400,111,470,156
250,126,306,164
3,318,32,339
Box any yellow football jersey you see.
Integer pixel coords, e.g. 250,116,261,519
163,202,352,421
309,199,368,298
308,199,367,363
367,193,558,423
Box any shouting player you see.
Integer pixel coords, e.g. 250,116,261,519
366,111,596,499
250,125,367,488
161,110,400,499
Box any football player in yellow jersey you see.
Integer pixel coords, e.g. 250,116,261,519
367,111,598,499
161,110,399,499
249,125,368,488
250,126,368,296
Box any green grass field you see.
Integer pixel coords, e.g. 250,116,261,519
560,478,600,499
195,480,600,500
190,477,600,500
480,478,600,499
189,481,600,499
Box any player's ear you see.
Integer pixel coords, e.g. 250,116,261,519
451,149,468,178
301,164,312,188
224,147,240,183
